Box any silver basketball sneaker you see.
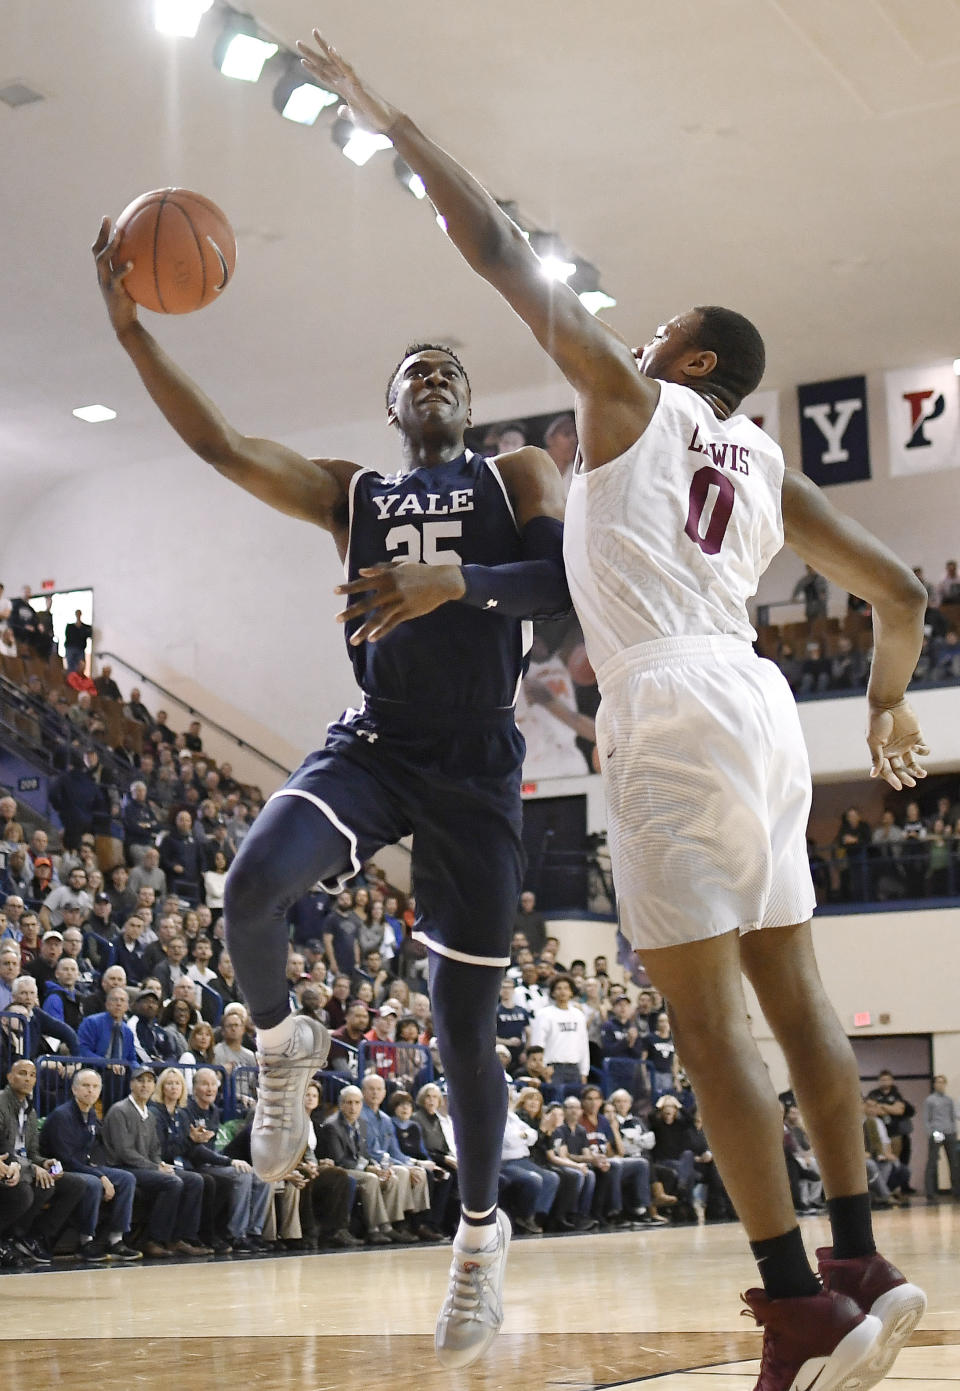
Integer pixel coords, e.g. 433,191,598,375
435,1209,511,1369
251,1015,330,1181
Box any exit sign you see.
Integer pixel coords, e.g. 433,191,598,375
853,1011,872,1028
41,579,56,591
521,781,538,796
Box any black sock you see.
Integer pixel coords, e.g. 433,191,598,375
750,1226,820,1299
459,1206,497,1228
827,1193,876,1261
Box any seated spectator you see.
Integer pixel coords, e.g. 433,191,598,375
329,1001,371,1074
649,1096,698,1218
106,864,138,921
833,807,872,902
925,818,955,896
128,848,166,902
606,1089,678,1219
867,1069,916,1165
129,987,177,1064
41,865,93,931
600,993,647,1069
499,1092,560,1235
179,1019,217,1075
1,851,33,901
351,947,397,1008
208,948,242,1008
154,933,191,1000
360,1073,430,1236
495,976,531,1073
281,1080,362,1250
799,640,831,694
187,935,217,994
900,802,928,897
78,985,137,1065
829,635,867,689
180,1068,272,1252
26,929,65,993
40,1068,141,1261
319,1085,412,1245
101,1065,210,1258
94,665,122,701
110,914,149,984
871,811,905,900
161,995,200,1056
0,1058,89,1265
388,1088,453,1238
0,942,20,1011
935,559,960,607
213,1005,257,1108
14,910,42,968
862,1097,910,1201
123,782,159,866
528,1096,596,1231
580,1084,652,1221
413,1083,458,1182
7,974,78,1059
554,1094,618,1223
783,1103,823,1213
159,811,203,903
41,956,84,1031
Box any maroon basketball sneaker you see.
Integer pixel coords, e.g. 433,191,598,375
741,1287,881,1391
817,1248,926,1388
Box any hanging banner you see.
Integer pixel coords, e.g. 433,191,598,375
885,363,960,477
741,389,780,442
797,375,871,486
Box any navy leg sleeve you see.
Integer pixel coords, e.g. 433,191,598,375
224,796,353,1028
428,953,506,1217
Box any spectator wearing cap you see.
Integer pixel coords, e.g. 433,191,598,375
129,987,177,1064
123,782,159,867
363,1001,402,1081
530,975,590,1093
88,891,120,952
41,865,93,932
39,1068,142,1263
101,1065,209,1259
41,957,84,1032
77,986,137,1066
25,930,64,994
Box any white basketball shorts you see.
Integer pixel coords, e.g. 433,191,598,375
594,635,817,951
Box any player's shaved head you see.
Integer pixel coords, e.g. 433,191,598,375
690,306,766,412
385,342,471,412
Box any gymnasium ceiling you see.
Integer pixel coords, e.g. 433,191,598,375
3,0,960,520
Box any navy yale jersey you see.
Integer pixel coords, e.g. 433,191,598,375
344,451,533,710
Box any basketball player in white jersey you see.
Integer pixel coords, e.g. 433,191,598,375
299,31,929,1391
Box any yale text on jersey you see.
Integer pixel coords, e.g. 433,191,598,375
687,425,750,475
372,488,475,521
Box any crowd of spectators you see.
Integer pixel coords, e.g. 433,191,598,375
761,559,960,698
807,788,960,904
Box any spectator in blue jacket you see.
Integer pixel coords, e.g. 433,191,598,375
42,957,84,1032
39,1068,142,1261
77,987,137,1066
8,975,78,1059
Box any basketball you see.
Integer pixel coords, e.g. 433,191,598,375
112,188,237,314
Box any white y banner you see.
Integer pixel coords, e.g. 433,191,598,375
740,389,780,442
885,363,960,477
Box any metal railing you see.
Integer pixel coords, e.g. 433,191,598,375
100,652,291,778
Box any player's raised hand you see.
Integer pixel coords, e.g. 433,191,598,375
296,29,399,135
335,562,466,645
867,698,929,790
92,217,138,336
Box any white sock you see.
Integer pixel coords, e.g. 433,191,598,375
257,1015,296,1050
456,1212,498,1252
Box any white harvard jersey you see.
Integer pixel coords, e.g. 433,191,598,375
563,382,784,677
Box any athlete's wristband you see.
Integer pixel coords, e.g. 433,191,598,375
459,516,570,620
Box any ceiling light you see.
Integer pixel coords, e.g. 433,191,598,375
154,0,214,38
332,116,392,166
213,13,278,82
273,65,337,124
579,290,617,314
538,255,577,283
529,231,576,282
394,157,427,199
73,405,117,423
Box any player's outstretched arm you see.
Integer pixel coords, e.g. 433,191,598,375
780,469,929,790
296,33,647,408
93,218,353,530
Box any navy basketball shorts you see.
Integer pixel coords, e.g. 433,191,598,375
268,699,526,968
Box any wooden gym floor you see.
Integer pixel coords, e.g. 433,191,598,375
1,1206,956,1390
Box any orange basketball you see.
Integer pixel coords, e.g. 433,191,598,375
112,188,237,314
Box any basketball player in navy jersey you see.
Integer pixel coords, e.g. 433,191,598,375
93,223,568,1367
299,33,930,1391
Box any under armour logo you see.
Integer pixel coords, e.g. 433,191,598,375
484,599,498,609
357,730,379,744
